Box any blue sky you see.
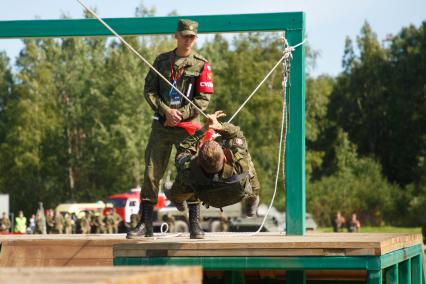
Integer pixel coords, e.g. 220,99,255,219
0,0,425,77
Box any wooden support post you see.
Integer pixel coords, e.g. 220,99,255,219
368,270,383,284
385,264,398,284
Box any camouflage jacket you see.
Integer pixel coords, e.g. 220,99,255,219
175,123,251,189
144,49,213,122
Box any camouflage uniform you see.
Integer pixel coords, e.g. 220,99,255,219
105,213,115,234
46,212,55,234
35,213,45,234
112,212,122,234
93,214,106,234
172,123,260,205
127,19,213,239
54,213,64,234
79,213,91,234
142,48,213,204
0,213,11,233
64,214,74,234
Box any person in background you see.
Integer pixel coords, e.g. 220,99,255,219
0,212,11,233
332,211,346,232
14,210,27,234
28,214,36,234
347,213,361,233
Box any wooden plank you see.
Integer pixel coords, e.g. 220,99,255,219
0,234,139,267
114,233,423,257
0,266,202,284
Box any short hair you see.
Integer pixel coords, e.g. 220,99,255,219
198,141,225,174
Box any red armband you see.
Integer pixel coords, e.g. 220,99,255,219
196,62,214,94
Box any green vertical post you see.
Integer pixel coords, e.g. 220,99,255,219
368,270,383,284
385,264,399,284
285,13,306,236
412,255,422,284
284,12,306,284
398,259,411,284
400,259,411,284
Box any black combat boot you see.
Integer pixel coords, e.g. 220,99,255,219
245,195,260,217
126,202,154,239
188,202,205,239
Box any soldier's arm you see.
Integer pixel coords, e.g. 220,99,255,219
178,62,213,120
218,123,251,174
144,57,169,117
217,123,246,141
175,127,207,170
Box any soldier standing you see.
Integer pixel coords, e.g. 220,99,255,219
53,210,64,234
79,211,91,234
106,211,115,234
35,210,45,234
93,212,106,234
112,209,122,234
46,209,55,234
0,212,11,233
127,19,214,239
64,213,74,234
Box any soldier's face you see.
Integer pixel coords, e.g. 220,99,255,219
175,32,196,52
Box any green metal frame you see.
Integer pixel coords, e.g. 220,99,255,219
0,12,306,235
0,11,307,283
114,244,425,284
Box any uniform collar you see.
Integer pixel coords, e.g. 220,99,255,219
172,49,195,67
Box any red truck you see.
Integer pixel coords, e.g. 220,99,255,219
107,188,167,223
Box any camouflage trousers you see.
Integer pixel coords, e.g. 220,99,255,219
141,119,189,204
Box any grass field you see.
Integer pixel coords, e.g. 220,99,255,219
317,226,422,234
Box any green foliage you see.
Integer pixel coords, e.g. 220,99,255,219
308,129,398,226
329,21,426,187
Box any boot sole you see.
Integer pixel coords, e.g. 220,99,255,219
126,234,154,239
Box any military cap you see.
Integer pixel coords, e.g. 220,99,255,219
177,19,198,36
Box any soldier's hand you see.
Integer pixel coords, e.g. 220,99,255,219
164,108,183,127
207,110,226,130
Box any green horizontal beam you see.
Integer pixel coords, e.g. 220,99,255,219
380,244,423,269
114,255,381,270
0,12,303,39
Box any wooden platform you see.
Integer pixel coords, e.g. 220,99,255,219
114,233,426,284
0,266,202,284
114,232,423,257
0,234,139,267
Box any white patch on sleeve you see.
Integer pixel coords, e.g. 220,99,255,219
234,138,243,146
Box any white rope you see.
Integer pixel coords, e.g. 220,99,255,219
76,0,208,119
227,39,305,123
208,34,291,237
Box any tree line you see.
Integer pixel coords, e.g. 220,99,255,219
0,9,424,227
